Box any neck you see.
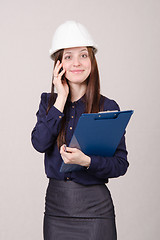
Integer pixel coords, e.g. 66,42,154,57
69,82,87,102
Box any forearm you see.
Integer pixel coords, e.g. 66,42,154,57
54,94,67,113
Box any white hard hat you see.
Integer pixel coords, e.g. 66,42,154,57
49,20,98,60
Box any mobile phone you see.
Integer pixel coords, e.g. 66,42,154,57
59,67,63,74
59,67,65,80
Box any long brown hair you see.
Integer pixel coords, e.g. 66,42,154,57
47,47,103,148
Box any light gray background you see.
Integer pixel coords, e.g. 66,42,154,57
0,0,159,239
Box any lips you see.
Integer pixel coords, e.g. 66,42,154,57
70,70,84,73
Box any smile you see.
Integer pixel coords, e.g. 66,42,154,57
70,70,84,74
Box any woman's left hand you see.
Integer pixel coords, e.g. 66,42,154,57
60,145,91,168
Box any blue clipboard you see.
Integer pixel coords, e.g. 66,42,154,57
60,110,134,173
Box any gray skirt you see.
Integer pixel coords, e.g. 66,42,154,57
44,179,117,240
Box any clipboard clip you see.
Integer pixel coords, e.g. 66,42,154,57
95,112,119,120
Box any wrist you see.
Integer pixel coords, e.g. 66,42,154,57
83,156,91,168
57,93,68,100
54,95,67,112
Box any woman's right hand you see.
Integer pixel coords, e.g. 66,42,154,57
53,60,69,112
53,60,69,99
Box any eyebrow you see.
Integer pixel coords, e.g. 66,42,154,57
64,49,88,55
80,49,88,52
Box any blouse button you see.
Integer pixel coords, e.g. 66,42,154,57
70,127,72,130
71,116,74,118
59,116,62,118
72,106,75,109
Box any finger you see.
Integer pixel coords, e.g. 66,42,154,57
55,60,60,68
60,154,67,163
53,60,60,73
53,68,63,84
65,147,77,153
60,144,65,154
59,68,66,77
53,61,62,76
60,146,63,154
63,157,70,164
57,62,63,74
61,150,69,157
61,150,73,160
54,63,63,76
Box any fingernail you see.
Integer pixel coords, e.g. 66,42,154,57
64,144,67,152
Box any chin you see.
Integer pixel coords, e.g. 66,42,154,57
68,78,87,84
66,74,89,84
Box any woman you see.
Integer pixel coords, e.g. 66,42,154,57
31,20,129,240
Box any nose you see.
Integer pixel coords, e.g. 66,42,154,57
73,57,81,67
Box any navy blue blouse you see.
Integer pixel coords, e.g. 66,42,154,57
31,93,129,185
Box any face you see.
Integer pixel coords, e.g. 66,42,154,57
62,47,91,85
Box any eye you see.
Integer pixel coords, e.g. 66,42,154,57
64,55,71,60
81,54,88,58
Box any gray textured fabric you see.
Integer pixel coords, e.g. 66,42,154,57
43,179,117,239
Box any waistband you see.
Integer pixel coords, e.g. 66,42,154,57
49,178,105,189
